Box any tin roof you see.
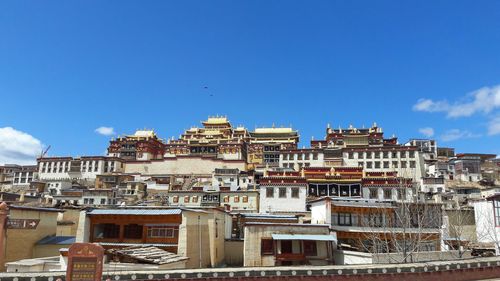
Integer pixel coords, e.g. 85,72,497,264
272,234,336,241
36,236,75,245
241,214,298,220
87,209,182,216
9,205,63,213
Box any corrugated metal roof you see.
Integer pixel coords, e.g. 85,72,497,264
36,236,75,245
271,234,337,241
241,214,297,219
88,209,182,216
9,205,63,213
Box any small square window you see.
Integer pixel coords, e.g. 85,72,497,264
279,188,287,198
266,187,274,198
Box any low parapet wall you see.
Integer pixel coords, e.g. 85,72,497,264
1,256,500,281
373,250,473,264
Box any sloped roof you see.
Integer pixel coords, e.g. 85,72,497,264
87,208,182,216
108,246,189,265
36,236,75,245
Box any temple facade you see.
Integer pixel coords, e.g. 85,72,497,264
108,130,166,161
309,123,424,181
165,117,248,161
247,127,299,169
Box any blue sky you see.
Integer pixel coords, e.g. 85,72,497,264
1,1,499,164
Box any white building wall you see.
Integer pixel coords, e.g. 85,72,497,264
124,158,246,175
220,193,259,212
342,150,424,181
473,200,500,254
310,201,331,225
212,174,239,190
361,187,413,202
259,186,306,213
39,159,116,181
279,152,325,170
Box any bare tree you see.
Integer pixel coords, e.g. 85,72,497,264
474,199,500,255
444,205,476,258
359,178,443,263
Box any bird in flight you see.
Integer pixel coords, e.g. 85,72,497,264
203,86,214,97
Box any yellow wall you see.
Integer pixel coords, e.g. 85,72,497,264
56,208,80,236
177,210,229,268
33,244,69,258
177,211,211,268
224,240,244,266
3,209,59,270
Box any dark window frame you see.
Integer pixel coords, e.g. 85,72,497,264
261,238,274,255
303,240,317,256
338,212,352,226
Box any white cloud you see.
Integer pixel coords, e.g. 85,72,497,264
95,126,115,136
418,127,434,138
440,129,480,142
488,116,500,136
0,127,43,165
413,99,448,113
413,85,500,118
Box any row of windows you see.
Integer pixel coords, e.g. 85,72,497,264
13,177,33,184
282,153,319,160
93,224,178,240
147,225,178,238
261,239,317,256
41,161,115,173
83,198,109,205
359,161,416,169
308,184,361,197
281,163,311,169
264,146,280,152
264,154,280,159
347,151,415,159
368,188,407,200
265,187,300,198
332,213,388,227
172,195,250,203
14,172,34,177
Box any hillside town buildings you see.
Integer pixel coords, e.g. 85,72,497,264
0,115,499,273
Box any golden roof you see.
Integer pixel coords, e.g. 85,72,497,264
129,130,156,138
203,117,229,124
254,127,294,134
